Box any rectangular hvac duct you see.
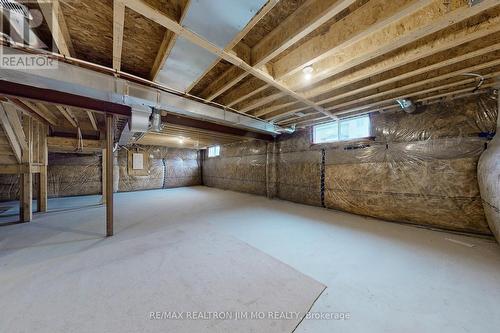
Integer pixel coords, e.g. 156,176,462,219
156,0,267,92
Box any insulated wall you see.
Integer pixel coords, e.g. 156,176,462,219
0,147,201,202
118,146,201,192
203,92,498,235
202,140,268,196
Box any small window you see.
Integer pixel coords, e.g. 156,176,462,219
313,115,370,144
208,145,220,157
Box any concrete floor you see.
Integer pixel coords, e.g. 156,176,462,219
1,186,500,332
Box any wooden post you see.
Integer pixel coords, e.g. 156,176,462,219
20,116,32,222
105,115,114,236
38,124,48,212
101,148,106,204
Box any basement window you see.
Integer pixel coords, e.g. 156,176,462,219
312,115,370,144
208,145,220,158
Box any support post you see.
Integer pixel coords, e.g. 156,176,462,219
38,124,48,212
101,148,107,204
105,115,114,236
20,116,32,222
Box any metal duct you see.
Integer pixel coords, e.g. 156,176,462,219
157,0,268,91
150,108,162,132
396,99,417,114
0,47,281,136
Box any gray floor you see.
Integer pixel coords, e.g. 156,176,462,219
1,186,500,332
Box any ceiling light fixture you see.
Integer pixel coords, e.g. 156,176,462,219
178,137,184,144
302,66,313,80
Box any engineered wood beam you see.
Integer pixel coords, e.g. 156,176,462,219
113,0,125,70
185,0,280,93
322,58,500,112
255,12,500,115
219,80,270,107
11,100,56,126
124,0,334,118
55,105,78,128
1,102,27,152
316,43,500,106
200,67,248,101
265,50,500,120
150,0,191,81
47,137,105,153
0,103,22,163
279,0,500,89
36,0,74,57
201,0,355,105
328,72,499,116
252,0,356,67
87,110,99,131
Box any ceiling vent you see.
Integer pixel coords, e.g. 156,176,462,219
396,99,417,114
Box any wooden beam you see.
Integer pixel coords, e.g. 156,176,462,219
200,67,249,101
101,148,107,205
38,124,48,213
1,102,27,151
20,116,33,222
0,164,21,174
253,11,500,115
150,0,191,81
56,105,78,127
240,92,287,113
105,114,114,237
0,80,132,117
87,110,99,131
123,0,334,118
113,0,126,70
264,53,500,120
36,0,74,56
47,136,105,152
316,43,500,106
197,0,355,102
322,58,500,112
279,0,499,89
9,99,54,126
185,0,280,93
0,103,22,163
252,0,356,67
219,80,270,107
328,74,499,116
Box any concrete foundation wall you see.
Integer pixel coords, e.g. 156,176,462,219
203,93,498,235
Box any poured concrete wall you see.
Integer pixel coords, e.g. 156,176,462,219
203,93,498,235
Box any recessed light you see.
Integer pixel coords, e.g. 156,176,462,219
302,66,313,80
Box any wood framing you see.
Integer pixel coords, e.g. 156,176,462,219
123,0,334,119
150,0,191,80
280,0,499,89
185,0,280,93
0,103,22,163
105,114,114,237
113,0,126,70
36,0,74,56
